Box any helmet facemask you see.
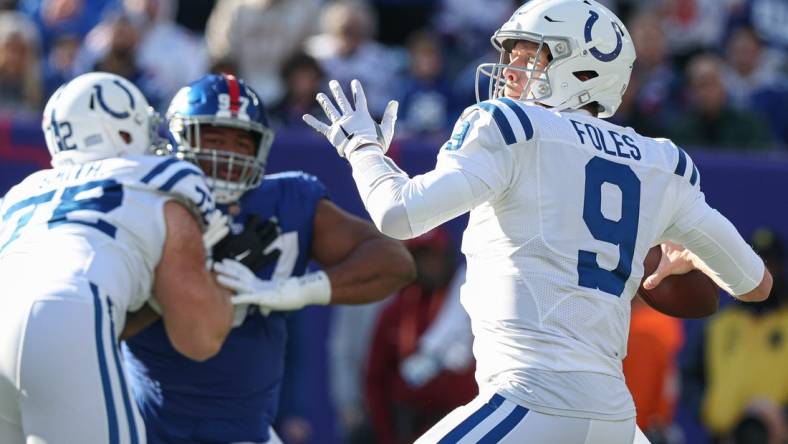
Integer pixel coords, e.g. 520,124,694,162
476,33,572,105
168,115,274,204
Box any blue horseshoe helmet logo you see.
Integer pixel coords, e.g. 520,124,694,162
92,80,136,119
584,10,623,62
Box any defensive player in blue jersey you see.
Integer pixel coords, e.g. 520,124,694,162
122,73,416,444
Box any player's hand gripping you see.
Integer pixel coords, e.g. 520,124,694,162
213,259,331,313
302,79,398,158
212,215,281,273
642,241,697,290
202,209,231,250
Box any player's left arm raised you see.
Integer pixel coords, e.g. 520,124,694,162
310,199,416,304
303,79,510,240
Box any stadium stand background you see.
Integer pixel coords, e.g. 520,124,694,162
1,0,787,443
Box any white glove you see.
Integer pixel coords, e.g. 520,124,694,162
202,209,230,250
441,342,474,372
213,259,332,313
400,351,441,388
302,79,399,158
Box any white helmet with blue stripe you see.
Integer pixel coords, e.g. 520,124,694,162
43,72,161,167
477,0,635,118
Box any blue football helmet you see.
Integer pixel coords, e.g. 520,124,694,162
166,74,275,203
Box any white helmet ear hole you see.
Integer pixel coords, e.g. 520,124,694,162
119,131,132,144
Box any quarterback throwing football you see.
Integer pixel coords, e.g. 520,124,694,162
304,0,773,443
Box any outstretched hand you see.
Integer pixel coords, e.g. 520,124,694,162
302,79,398,158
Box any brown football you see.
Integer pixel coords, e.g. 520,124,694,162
637,246,720,318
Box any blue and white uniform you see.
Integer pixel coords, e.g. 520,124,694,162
348,99,764,444
124,172,326,444
0,155,214,444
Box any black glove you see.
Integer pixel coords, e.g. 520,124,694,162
212,214,282,273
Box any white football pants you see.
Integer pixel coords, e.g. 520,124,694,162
415,392,650,444
0,279,145,443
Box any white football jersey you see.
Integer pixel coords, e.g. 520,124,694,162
0,155,214,314
436,99,706,420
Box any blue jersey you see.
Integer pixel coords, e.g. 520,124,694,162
123,171,326,443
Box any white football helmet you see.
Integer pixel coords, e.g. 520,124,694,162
42,72,162,167
477,0,635,118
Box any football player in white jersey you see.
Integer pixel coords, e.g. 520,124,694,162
0,72,238,444
304,0,773,442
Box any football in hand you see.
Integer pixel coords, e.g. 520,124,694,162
637,246,720,318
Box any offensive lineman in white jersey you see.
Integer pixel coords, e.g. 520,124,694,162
0,73,237,443
303,0,773,442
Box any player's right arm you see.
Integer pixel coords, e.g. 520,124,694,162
154,200,234,361
661,152,771,302
664,210,772,302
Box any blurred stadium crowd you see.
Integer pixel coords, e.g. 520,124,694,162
0,0,786,444
1,0,787,149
